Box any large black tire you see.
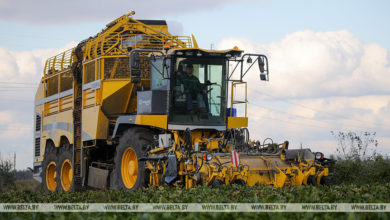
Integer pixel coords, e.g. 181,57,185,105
232,179,246,185
307,175,317,186
41,142,58,192
211,179,224,188
56,143,75,192
320,176,331,186
110,127,152,190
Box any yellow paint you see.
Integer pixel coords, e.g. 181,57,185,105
96,108,109,140
208,139,219,150
227,117,248,128
79,105,109,141
173,48,243,54
46,161,57,191
102,80,131,100
42,111,73,148
303,167,316,185
34,11,333,190
191,34,199,48
316,168,329,185
121,147,138,189
135,115,168,129
60,159,73,191
150,147,166,154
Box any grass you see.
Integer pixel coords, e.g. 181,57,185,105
1,184,389,220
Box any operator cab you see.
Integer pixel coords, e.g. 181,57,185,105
132,47,268,131
168,49,241,129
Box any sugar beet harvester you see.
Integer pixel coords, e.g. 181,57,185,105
33,11,332,192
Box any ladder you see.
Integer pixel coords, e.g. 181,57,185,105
72,45,84,189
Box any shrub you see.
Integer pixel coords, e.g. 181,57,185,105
330,131,390,185
0,158,15,192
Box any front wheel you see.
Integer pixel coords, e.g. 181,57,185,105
110,127,152,190
320,176,331,186
307,175,317,186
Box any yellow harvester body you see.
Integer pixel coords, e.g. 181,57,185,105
33,11,331,192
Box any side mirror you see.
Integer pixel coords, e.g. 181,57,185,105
131,51,140,69
258,57,265,73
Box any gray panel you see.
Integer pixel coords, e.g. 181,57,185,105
88,166,109,189
137,90,167,115
35,88,74,106
112,115,137,138
82,130,93,141
35,79,101,106
168,124,226,131
83,79,101,91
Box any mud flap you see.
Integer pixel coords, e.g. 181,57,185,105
164,154,177,184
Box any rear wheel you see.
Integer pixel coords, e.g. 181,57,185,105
57,144,74,192
41,142,58,192
110,127,152,190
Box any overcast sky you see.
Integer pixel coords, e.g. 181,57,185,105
0,0,389,169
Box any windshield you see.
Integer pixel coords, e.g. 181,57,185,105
169,57,226,126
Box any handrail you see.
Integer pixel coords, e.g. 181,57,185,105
230,81,247,117
43,11,193,78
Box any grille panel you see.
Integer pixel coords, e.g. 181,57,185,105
35,138,40,157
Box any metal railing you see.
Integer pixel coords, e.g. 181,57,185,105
44,48,74,77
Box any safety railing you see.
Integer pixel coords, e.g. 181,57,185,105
43,12,194,77
230,81,247,117
44,48,74,77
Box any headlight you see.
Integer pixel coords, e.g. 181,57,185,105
315,152,324,160
203,153,213,161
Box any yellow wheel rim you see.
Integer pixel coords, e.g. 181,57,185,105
121,148,138,189
60,159,73,191
46,161,57,191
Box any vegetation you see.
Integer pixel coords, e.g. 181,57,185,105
0,158,15,192
330,131,390,185
1,184,389,220
0,183,389,203
1,212,388,220
1,131,389,219
331,131,379,160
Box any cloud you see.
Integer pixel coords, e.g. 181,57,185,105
1,29,390,169
167,20,184,36
0,111,13,124
0,42,76,169
0,41,77,89
0,0,243,24
218,30,390,156
218,30,390,99
245,95,390,156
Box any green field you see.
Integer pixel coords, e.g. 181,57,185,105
1,184,390,220
1,133,389,219
1,184,390,203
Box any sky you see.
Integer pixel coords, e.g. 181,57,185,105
0,0,389,169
